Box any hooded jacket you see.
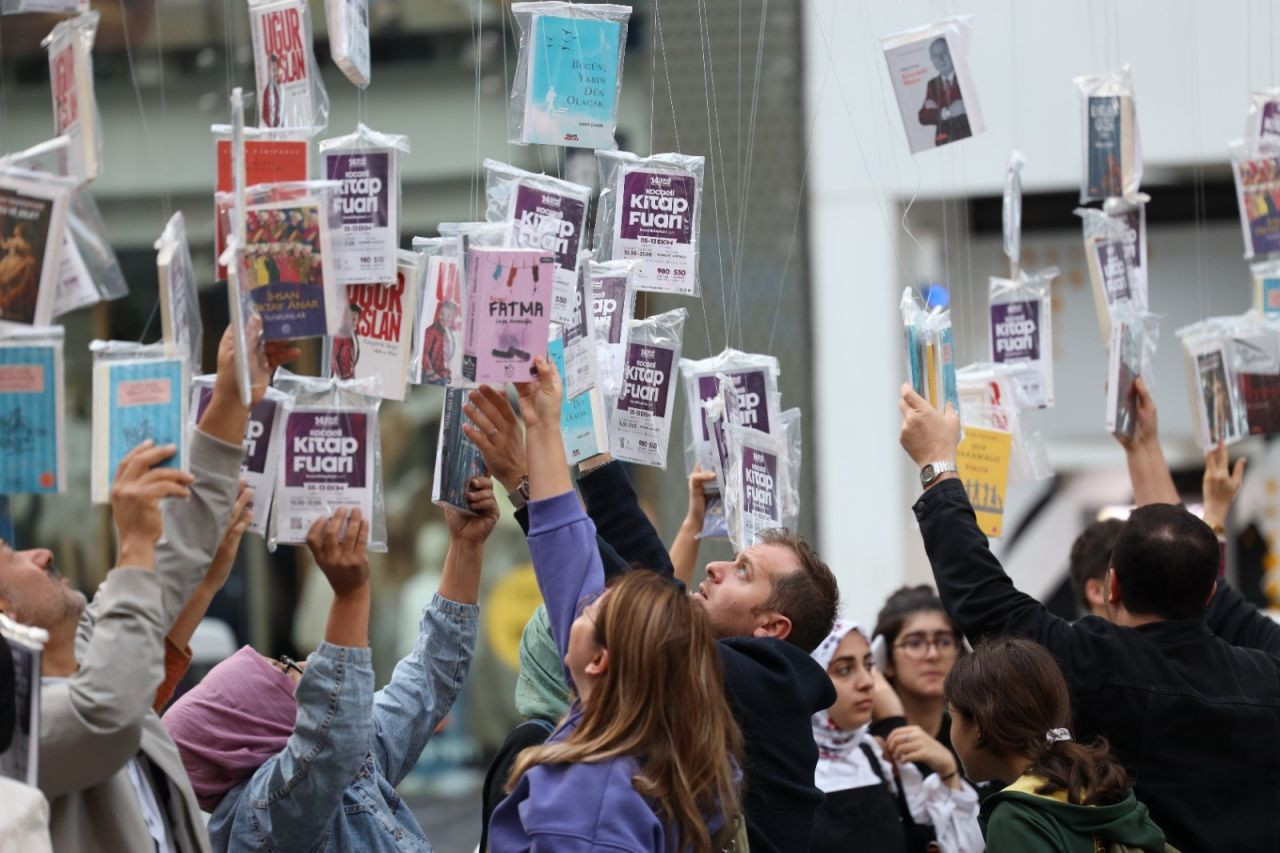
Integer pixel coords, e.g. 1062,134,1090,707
980,774,1167,853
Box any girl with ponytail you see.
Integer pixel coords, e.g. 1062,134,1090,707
944,637,1170,852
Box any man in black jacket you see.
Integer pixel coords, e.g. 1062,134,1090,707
898,384,1280,853
462,385,839,853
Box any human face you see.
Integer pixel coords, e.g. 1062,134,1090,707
929,39,954,75
565,590,609,699
945,705,1001,782
696,542,795,639
888,611,959,700
0,543,84,632
825,631,876,731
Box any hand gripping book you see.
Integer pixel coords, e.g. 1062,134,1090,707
0,326,64,494
1104,306,1156,441
432,387,488,514
461,247,555,383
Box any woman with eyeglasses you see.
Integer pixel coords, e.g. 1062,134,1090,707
810,620,983,853
164,484,499,852
487,358,744,853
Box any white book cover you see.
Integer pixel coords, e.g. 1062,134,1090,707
157,212,202,374
881,18,984,154
326,0,371,87
330,251,422,401
250,0,318,129
45,12,100,182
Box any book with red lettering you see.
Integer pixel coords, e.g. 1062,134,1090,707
89,341,189,504
249,0,329,131
213,131,309,279
43,12,100,182
461,247,554,383
329,250,423,401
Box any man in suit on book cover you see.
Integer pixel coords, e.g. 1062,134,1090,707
262,54,283,128
917,37,971,147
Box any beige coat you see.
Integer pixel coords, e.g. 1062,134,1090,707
39,430,243,853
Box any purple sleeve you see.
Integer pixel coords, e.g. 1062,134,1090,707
527,491,606,679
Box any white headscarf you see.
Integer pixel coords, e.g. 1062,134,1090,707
810,619,896,793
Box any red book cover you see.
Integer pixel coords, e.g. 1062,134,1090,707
214,138,308,279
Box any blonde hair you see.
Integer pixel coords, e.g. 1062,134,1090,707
509,571,743,853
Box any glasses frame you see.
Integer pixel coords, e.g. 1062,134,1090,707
892,632,960,660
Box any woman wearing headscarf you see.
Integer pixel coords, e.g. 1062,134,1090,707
810,620,983,853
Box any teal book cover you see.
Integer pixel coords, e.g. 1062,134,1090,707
524,13,622,148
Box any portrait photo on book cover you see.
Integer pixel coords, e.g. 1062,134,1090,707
884,29,983,154
0,188,53,325
419,259,463,386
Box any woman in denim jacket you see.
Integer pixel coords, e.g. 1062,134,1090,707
164,483,498,852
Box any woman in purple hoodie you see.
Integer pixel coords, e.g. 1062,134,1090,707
487,357,744,853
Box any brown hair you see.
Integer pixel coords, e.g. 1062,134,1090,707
944,636,1130,806
873,585,962,648
754,529,839,653
508,571,743,853
1068,519,1124,611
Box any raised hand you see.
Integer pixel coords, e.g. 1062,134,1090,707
461,386,526,493
213,316,301,409
514,357,563,432
898,384,961,470
1116,376,1159,452
445,476,500,545
112,441,195,569
305,508,370,598
685,466,717,529
1203,441,1247,533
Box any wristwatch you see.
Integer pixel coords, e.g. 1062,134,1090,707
507,475,531,509
920,461,958,489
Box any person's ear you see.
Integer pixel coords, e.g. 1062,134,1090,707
1206,579,1218,606
1107,568,1122,605
752,612,792,642
584,647,610,679
1085,577,1107,609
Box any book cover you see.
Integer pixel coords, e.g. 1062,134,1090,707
0,622,42,786
275,407,373,543
432,388,488,513
52,233,97,319
989,298,1052,408
0,175,68,327
1087,236,1131,341
157,212,201,373
733,442,781,548
612,167,698,295
955,426,1013,537
323,146,397,285
1239,372,1280,437
250,0,315,129
522,12,622,148
330,253,421,401
45,13,99,182
507,181,587,325
882,28,982,154
610,339,678,468
461,247,554,383
1086,95,1126,199
1105,319,1140,440
548,332,608,462
1257,271,1280,317
326,0,370,88
91,357,187,504
243,197,339,340
194,383,286,535
559,265,596,400
214,137,309,279
1233,153,1280,257
413,255,464,385
589,268,633,395
687,367,777,471
1195,346,1244,447
0,342,62,494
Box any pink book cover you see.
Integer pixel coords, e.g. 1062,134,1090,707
462,247,554,383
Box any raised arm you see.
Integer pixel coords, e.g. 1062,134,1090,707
575,454,675,579
669,467,716,586
40,443,195,798
1117,377,1180,507
234,509,373,852
369,478,496,785
899,386,1110,689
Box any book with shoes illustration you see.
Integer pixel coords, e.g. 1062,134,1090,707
461,246,554,383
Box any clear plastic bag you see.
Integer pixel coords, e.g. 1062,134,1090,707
53,189,130,319
249,0,330,132
508,2,632,149
190,376,288,536
225,88,254,408
721,421,796,552
955,363,1053,484
0,324,65,495
1230,140,1280,260
880,15,985,154
325,0,370,88
484,159,592,325
559,253,599,400
778,407,802,520
587,257,637,397
269,368,386,552
680,348,781,474
1077,205,1142,343
1246,88,1280,150
900,287,959,414
0,613,47,787
988,268,1057,409
0,165,75,328
1178,314,1274,449
609,306,687,468
3,0,85,12
1003,150,1024,273
410,235,465,386
1102,193,1149,301
43,11,101,182
433,387,488,514
1105,302,1158,441
327,249,423,401
595,150,704,296
156,211,203,374
547,322,610,464
320,123,408,286
221,179,345,341
1253,258,1280,317
1074,66,1141,203
90,340,190,505
460,244,555,384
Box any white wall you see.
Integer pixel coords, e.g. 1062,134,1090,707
803,0,1270,623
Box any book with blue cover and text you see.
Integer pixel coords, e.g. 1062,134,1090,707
91,350,187,503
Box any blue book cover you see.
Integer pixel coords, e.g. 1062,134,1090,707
0,344,61,494
93,357,186,502
524,13,622,148
548,334,606,462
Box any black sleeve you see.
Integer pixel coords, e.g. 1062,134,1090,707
1207,577,1280,655
514,504,629,580
576,461,676,579
914,478,1113,692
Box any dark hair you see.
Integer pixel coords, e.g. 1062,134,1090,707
1111,504,1219,620
873,585,960,651
945,636,1130,806
1068,519,1125,611
754,529,839,653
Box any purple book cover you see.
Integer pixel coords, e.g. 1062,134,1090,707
990,301,1040,364
284,410,368,488
618,343,675,417
197,387,278,476
614,168,698,294
592,275,629,343
461,247,554,383
1095,240,1130,304
324,149,395,285
509,184,586,273
742,446,780,526
695,370,771,441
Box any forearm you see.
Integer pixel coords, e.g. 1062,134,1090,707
437,540,483,605
1126,441,1179,506
669,518,702,586
167,579,218,651
576,460,675,578
198,386,251,447
527,423,572,501
324,586,371,648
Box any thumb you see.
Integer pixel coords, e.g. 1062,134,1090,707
901,383,928,412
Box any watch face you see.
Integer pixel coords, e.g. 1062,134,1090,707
921,464,937,484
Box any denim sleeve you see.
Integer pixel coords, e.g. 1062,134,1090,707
370,594,478,786
240,642,374,853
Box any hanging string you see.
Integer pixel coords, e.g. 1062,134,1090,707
653,0,681,154
1189,0,1208,317
1010,0,1019,144
118,0,171,224
696,0,733,351
503,0,515,163
729,0,769,351
470,0,483,220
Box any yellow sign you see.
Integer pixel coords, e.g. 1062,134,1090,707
955,426,1013,538
483,563,543,671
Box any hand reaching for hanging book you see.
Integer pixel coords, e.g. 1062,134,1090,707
462,386,527,494
515,356,564,432
898,384,960,473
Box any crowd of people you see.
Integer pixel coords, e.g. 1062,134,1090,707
0,326,1278,852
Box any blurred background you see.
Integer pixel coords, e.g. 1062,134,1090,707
2,1,1280,849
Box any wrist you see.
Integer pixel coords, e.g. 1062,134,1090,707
331,580,372,602
681,514,704,531
496,470,525,494
449,537,485,556
117,540,158,570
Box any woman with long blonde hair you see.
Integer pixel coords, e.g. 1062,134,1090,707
487,357,744,853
